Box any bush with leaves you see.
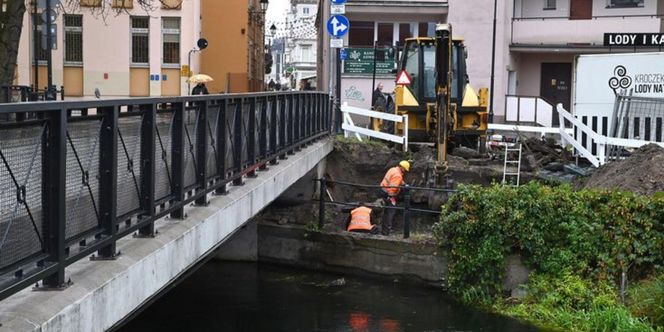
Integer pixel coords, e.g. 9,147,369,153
433,182,664,297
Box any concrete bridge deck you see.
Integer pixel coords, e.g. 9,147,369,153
0,138,332,331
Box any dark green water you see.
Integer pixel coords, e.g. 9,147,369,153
120,261,539,332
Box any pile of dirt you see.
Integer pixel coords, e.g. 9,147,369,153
578,144,664,195
520,137,572,172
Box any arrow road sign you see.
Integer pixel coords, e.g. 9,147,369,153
326,15,349,38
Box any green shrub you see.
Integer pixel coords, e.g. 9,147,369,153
497,274,657,332
433,182,664,330
434,182,664,298
629,274,664,327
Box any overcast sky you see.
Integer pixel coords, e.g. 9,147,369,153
266,0,290,24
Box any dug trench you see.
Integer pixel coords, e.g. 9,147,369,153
247,139,537,289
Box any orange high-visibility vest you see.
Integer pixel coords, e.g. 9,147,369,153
347,206,373,232
380,166,404,197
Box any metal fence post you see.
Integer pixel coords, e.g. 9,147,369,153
97,106,119,257
403,186,411,239
42,108,68,288
171,102,186,219
195,100,208,206
318,177,326,230
138,104,156,236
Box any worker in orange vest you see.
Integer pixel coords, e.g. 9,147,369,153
379,160,410,235
346,206,377,233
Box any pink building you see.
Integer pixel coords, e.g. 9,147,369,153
318,0,661,122
15,0,201,99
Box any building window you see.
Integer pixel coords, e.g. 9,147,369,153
64,15,83,64
349,21,374,47
131,17,149,65
32,14,48,62
377,23,393,47
607,0,643,7
301,45,313,62
161,0,182,9
112,0,133,8
162,17,180,65
303,7,309,15
399,23,413,44
544,0,556,9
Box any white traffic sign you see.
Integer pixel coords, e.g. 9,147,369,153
396,70,413,85
331,4,345,14
330,38,344,48
326,15,349,38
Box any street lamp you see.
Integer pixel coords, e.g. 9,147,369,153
260,0,269,13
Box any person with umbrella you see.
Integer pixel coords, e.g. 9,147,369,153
188,74,213,95
192,83,209,95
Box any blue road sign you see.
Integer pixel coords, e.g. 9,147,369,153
331,0,347,4
326,15,350,38
340,48,347,60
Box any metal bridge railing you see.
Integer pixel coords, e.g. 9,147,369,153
0,91,332,301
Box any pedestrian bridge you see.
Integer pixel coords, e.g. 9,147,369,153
0,92,332,331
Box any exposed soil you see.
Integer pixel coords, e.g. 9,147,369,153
578,143,664,195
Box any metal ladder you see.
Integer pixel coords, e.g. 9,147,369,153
502,143,522,186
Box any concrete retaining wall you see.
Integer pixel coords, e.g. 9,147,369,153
0,138,333,332
257,223,448,287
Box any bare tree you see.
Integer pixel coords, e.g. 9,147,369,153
0,0,179,101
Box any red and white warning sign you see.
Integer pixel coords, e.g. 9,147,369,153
395,70,412,86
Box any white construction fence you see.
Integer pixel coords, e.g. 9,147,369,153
340,103,409,151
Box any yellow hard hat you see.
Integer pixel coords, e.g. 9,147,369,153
399,160,410,172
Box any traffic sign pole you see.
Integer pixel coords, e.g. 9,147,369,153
46,0,54,100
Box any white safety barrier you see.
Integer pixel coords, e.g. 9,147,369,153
557,104,664,167
488,123,573,137
340,102,409,151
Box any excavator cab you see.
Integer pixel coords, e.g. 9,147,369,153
391,24,488,163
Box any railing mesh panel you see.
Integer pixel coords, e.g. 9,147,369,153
116,116,142,217
184,108,198,188
155,112,174,201
206,107,219,178
65,121,101,240
0,125,44,268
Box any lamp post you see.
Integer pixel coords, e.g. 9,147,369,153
489,0,497,124
268,24,277,83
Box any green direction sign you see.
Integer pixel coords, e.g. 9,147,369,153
343,48,395,75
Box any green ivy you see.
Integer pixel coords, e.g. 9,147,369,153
433,182,664,298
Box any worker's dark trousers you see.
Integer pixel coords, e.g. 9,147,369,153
381,197,396,235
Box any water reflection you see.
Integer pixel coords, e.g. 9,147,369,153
121,261,539,332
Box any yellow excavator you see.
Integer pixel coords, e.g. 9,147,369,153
374,24,488,183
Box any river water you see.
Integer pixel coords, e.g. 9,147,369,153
120,261,539,332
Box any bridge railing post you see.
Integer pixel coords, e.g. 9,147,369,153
138,103,156,236
41,107,68,288
170,102,186,219
96,105,119,257
195,100,208,206
247,98,256,177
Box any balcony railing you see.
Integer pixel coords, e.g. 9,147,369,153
511,14,662,45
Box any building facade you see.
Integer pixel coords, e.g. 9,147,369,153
318,0,662,121
15,0,267,98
